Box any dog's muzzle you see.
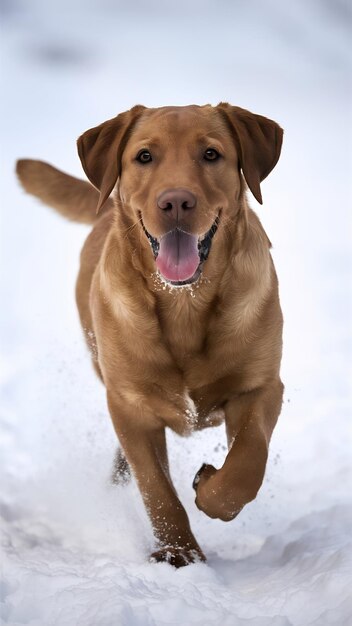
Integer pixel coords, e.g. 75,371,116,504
141,214,220,286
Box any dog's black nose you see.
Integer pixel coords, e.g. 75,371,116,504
157,189,197,219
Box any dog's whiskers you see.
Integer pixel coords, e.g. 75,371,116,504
123,217,143,240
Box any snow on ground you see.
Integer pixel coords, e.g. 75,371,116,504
1,1,352,624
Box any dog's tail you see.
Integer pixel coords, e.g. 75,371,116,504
16,159,113,224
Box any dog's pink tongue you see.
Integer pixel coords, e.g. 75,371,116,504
156,230,199,282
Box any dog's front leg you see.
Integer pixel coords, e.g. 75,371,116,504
107,392,205,567
194,380,284,521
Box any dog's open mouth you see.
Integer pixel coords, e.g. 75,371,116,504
141,214,220,286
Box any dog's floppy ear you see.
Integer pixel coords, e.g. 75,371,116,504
217,103,283,204
77,105,145,213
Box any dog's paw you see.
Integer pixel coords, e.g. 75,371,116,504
150,546,206,568
193,463,241,521
192,462,217,489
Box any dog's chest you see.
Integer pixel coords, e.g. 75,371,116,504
157,292,240,385
165,325,205,368
155,289,261,396
157,291,214,366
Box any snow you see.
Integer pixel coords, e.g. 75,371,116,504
1,1,352,624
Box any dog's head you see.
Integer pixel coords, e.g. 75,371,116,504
78,104,283,286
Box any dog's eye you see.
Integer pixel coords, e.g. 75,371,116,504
204,148,220,161
136,150,152,164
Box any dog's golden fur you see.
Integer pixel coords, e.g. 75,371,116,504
17,103,284,568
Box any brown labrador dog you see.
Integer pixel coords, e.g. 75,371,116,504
17,103,284,567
